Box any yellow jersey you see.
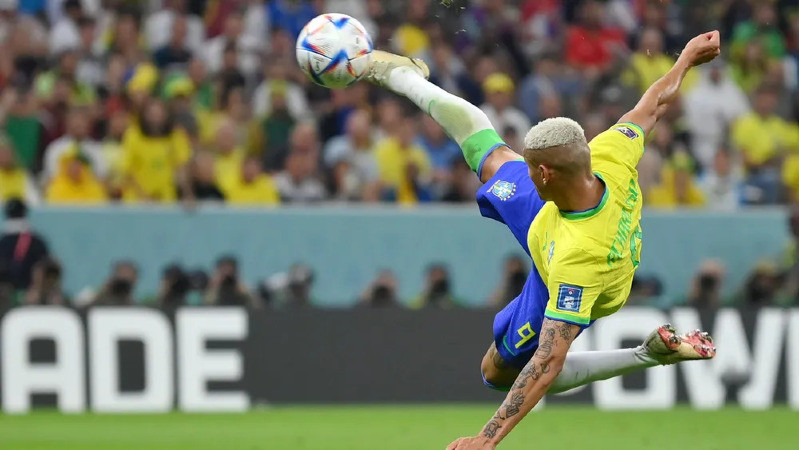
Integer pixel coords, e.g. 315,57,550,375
120,126,191,202
528,123,645,326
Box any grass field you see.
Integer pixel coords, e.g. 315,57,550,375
0,405,795,449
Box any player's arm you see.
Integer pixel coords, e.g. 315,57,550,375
447,318,580,450
619,31,721,135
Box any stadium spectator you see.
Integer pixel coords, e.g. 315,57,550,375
489,255,529,308
564,0,626,75
222,155,280,205
253,56,310,120
413,263,459,309
249,83,297,172
45,149,107,204
687,259,726,308
359,269,401,308
479,73,530,141
623,27,680,96
0,139,39,205
518,52,581,123
323,109,380,202
204,255,256,307
647,151,706,209
152,14,194,70
733,84,799,204
23,256,68,305
273,122,324,197
185,151,225,202
205,10,262,78
731,2,786,61
213,120,245,189
91,260,139,306
145,0,205,56
121,98,193,203
49,0,82,56
699,149,743,211
42,106,105,183
0,199,49,291
441,157,481,203
417,114,460,186
779,206,799,303
684,59,750,169
428,41,479,105
375,115,432,203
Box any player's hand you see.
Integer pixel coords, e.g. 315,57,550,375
680,30,721,67
446,436,495,450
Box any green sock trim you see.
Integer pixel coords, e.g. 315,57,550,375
461,129,506,173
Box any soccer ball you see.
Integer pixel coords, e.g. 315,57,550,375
296,13,373,89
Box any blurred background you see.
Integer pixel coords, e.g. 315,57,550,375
0,0,798,442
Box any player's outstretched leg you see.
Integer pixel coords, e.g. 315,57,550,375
547,324,715,394
365,50,498,173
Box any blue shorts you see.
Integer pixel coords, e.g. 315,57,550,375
476,160,549,370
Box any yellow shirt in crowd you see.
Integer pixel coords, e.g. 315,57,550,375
375,137,432,203
215,148,246,192
222,174,281,205
0,168,28,201
120,126,191,202
732,113,799,166
623,54,697,95
46,159,107,204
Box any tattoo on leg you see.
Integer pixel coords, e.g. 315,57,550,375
483,420,501,438
491,345,509,369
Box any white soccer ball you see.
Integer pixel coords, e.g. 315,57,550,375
296,13,373,89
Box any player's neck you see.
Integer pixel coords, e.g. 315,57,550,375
554,175,605,214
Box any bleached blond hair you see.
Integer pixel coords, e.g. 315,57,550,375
523,117,586,152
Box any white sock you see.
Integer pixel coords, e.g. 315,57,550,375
386,67,494,146
548,347,659,394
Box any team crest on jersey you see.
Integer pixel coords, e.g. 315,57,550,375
490,180,517,201
548,241,555,264
557,284,583,313
614,125,639,140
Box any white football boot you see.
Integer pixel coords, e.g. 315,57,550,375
642,323,716,365
364,50,430,87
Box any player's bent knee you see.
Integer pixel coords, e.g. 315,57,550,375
480,348,518,391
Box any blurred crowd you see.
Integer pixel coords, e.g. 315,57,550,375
0,0,795,208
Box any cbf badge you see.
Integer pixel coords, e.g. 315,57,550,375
490,180,517,201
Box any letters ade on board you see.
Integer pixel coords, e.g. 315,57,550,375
0,307,795,412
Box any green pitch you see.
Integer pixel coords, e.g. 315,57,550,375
0,405,795,450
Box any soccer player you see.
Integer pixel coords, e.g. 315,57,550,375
362,31,721,449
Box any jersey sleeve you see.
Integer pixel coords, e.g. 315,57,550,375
543,249,604,327
589,122,646,171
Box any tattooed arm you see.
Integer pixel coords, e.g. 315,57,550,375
447,318,581,450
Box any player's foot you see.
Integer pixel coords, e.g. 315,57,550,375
641,324,716,365
365,50,430,87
